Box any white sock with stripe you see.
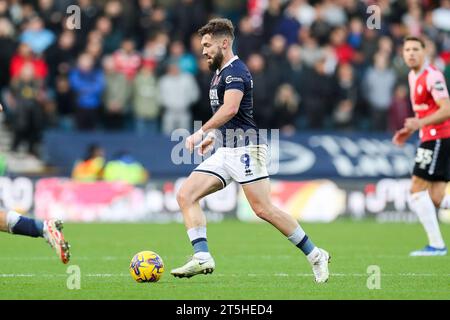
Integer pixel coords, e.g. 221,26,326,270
187,226,212,260
408,191,445,248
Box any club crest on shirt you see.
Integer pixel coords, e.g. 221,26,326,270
417,84,423,95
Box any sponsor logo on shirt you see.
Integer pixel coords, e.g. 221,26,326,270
433,81,446,92
225,75,244,84
209,89,220,106
413,103,429,111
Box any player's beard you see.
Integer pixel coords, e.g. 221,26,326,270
208,50,224,72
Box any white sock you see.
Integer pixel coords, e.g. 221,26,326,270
6,210,21,233
187,226,207,242
408,191,445,248
440,195,450,209
187,226,212,260
287,226,306,245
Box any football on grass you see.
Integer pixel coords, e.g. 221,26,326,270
129,251,164,283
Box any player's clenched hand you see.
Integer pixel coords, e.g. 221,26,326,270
0,103,3,112
196,135,215,156
404,117,422,132
185,129,205,153
392,127,413,146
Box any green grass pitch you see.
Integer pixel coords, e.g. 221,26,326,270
0,220,449,300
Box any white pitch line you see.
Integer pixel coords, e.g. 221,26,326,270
0,273,131,278
85,274,129,277
1,253,446,260
0,273,449,278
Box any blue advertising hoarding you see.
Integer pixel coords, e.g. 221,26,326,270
43,130,418,179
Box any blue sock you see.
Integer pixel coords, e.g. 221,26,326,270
191,238,209,253
288,226,316,255
296,235,315,255
11,216,44,238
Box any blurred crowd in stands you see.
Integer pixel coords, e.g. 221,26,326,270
1,0,450,157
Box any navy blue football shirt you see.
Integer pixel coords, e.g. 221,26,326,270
209,56,264,147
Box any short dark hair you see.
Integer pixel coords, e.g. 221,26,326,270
198,18,235,40
403,36,425,48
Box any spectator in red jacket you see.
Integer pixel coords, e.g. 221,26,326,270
10,43,48,81
330,26,355,64
112,38,142,81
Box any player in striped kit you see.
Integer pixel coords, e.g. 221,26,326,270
393,36,450,256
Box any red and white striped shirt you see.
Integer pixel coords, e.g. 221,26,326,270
408,64,450,142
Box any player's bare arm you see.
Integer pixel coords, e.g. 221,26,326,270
202,89,242,132
392,127,414,146
396,98,450,146
185,89,243,154
195,89,243,155
404,98,450,131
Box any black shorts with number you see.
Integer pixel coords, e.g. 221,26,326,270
413,138,450,182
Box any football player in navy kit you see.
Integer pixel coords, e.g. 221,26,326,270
171,19,330,283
